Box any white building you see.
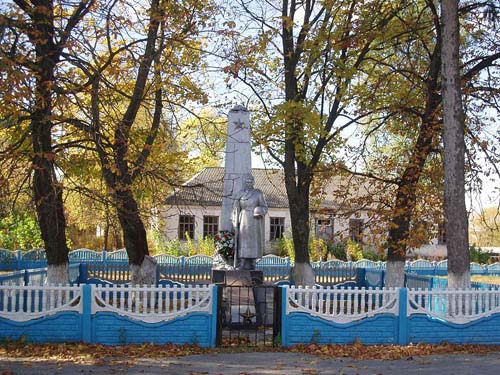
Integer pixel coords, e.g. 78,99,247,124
163,167,372,253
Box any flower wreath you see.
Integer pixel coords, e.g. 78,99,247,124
214,230,235,259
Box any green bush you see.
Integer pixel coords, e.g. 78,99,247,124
276,235,294,261
326,241,347,260
0,213,44,250
469,244,490,264
164,239,183,256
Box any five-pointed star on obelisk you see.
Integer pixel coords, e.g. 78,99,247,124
233,119,247,129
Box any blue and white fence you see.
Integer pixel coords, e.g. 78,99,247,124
2,282,500,346
0,264,81,286
3,248,500,277
0,283,218,347
281,286,500,346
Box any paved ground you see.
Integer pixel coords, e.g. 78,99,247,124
1,351,500,375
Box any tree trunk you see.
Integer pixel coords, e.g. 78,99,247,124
441,0,470,289
115,188,149,265
113,183,156,285
385,116,439,287
103,210,110,251
385,22,442,287
284,162,315,286
31,0,69,284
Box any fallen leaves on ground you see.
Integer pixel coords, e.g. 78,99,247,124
1,341,500,365
0,342,207,366
289,341,500,360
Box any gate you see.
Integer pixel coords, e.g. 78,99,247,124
216,284,281,347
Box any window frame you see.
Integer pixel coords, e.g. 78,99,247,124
349,218,363,243
203,215,219,238
178,214,195,240
315,217,334,238
270,217,285,241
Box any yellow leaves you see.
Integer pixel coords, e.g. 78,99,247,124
290,342,500,360
4,341,499,364
0,342,207,365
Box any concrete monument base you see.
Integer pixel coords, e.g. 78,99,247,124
212,269,263,286
212,270,267,326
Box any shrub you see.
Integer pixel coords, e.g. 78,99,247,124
0,213,44,250
198,236,216,256
276,235,294,261
309,237,328,261
469,244,490,264
346,239,363,261
327,241,347,261
164,239,183,256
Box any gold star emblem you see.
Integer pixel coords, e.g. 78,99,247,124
233,119,247,130
239,306,255,324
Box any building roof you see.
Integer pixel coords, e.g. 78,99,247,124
165,167,289,208
165,167,377,211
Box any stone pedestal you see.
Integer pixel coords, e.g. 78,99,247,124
212,269,263,286
220,105,252,232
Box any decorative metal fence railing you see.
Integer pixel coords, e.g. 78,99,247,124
3,248,500,276
284,286,399,324
407,288,500,323
92,284,213,323
2,283,500,346
0,284,82,320
0,283,218,347
0,264,80,286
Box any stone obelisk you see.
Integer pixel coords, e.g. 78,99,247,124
220,105,251,232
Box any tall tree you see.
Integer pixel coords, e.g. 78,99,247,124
225,0,402,285
1,0,94,283
343,0,500,286
441,0,470,288
62,0,213,283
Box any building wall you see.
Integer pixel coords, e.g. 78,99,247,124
163,205,373,250
163,205,292,247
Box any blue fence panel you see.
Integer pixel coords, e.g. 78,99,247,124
0,270,26,286
19,249,47,269
364,269,385,288
69,249,103,264
0,249,18,271
405,273,432,289
106,249,128,263
487,263,500,275
257,255,291,281
408,259,436,276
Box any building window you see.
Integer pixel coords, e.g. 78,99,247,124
178,215,195,240
315,218,334,239
270,217,285,240
349,219,363,243
203,216,219,238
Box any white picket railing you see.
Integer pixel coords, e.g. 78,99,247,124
0,285,82,322
92,284,213,323
408,288,500,323
285,286,399,323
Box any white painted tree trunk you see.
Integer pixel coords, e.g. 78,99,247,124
291,262,315,287
46,263,69,285
130,255,157,286
441,0,470,289
384,261,405,287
